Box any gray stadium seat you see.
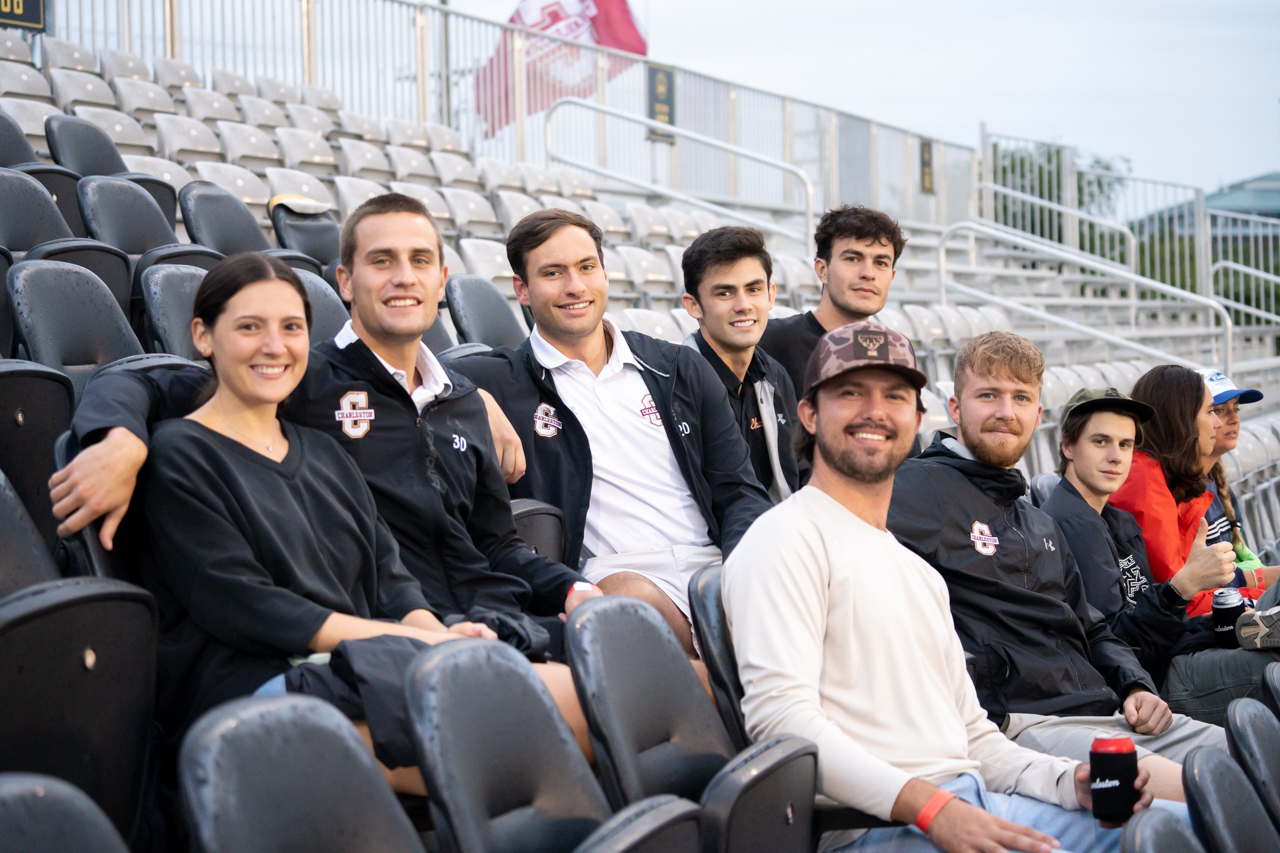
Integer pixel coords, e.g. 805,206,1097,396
1184,746,1280,853
40,38,98,74
385,118,429,151
331,176,388,222
580,199,631,245
195,161,270,222
237,94,289,132
602,247,641,308
459,238,516,292
442,242,466,276
978,304,1014,332
775,254,820,304
495,190,543,234
477,156,523,194
1047,366,1086,398
625,201,673,248
1072,363,1107,389
72,106,153,157
424,122,465,154
275,126,336,175
178,182,321,275
430,150,482,191
0,772,131,853
691,210,721,232
0,108,85,234
621,308,683,344
555,167,595,199
769,305,799,319
137,264,206,359
0,60,51,103
98,49,150,83
873,305,915,339
440,187,503,239
539,194,586,216
266,166,336,209
1122,808,1205,853
183,87,241,129
0,29,32,65
336,137,394,183
0,98,60,155
520,162,560,197
658,244,686,293
211,68,255,101
256,76,298,106
216,120,282,174
955,305,990,336
45,115,179,227
445,273,526,347
931,303,973,345
1224,698,1280,830
49,69,115,112
297,270,353,341
0,362,74,551
154,113,224,166
660,206,701,246
285,101,342,140
389,182,455,236
669,303,699,338
617,246,678,307
385,145,437,184
152,57,202,100
120,154,193,195
336,110,386,144
300,83,342,116
269,199,339,268
109,77,176,134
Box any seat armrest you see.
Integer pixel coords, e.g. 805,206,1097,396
262,248,323,276
573,794,700,853
436,342,493,363
698,735,816,853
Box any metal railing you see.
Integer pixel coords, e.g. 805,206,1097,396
43,0,976,226
546,97,815,253
1213,261,1280,327
975,182,1136,271
938,219,1236,374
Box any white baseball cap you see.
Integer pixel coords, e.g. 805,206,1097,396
1197,369,1263,406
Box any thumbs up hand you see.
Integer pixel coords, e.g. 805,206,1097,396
1171,519,1237,599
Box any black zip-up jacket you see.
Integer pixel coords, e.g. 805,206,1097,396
887,434,1158,726
1042,477,1210,686
72,338,587,619
450,330,773,569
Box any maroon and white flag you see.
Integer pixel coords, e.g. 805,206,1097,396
477,1,647,137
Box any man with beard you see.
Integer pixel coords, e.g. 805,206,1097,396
723,322,1168,853
887,332,1224,803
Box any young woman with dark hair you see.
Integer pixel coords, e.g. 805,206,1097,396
137,253,492,791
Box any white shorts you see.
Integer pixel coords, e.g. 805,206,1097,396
582,544,723,622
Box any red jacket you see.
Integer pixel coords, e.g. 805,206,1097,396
1110,451,1262,616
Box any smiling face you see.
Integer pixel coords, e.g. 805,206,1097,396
949,371,1042,468
1062,410,1138,499
682,256,774,355
1210,396,1241,457
815,235,895,321
337,211,446,348
800,368,921,484
514,224,608,345
192,278,310,408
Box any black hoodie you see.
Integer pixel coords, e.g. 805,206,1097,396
887,434,1157,726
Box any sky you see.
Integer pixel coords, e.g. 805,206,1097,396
442,0,1279,192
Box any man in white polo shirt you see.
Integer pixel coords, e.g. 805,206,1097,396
454,209,772,655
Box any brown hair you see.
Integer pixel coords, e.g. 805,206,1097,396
682,226,772,300
338,192,442,271
1056,407,1145,476
505,208,604,284
1209,461,1245,549
1129,365,1210,504
953,331,1045,397
814,205,905,265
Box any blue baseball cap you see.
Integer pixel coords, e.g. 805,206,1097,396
1197,369,1263,405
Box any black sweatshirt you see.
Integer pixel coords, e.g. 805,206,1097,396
139,418,429,737
72,338,587,620
757,309,826,401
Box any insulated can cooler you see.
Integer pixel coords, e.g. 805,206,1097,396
1090,736,1139,822
1212,588,1247,648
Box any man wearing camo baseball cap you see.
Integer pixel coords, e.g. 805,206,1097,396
799,320,929,401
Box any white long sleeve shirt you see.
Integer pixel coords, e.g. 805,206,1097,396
721,486,1080,822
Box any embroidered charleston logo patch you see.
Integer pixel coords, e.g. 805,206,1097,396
335,391,375,439
639,393,662,427
534,402,562,438
970,520,999,556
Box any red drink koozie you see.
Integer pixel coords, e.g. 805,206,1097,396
1090,736,1139,822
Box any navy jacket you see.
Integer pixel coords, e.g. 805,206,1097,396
451,330,773,569
72,338,586,619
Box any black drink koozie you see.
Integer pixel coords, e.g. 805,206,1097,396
1090,737,1139,822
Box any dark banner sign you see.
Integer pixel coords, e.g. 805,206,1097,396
920,139,935,194
647,63,674,144
0,0,44,33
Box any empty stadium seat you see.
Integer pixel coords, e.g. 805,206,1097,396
266,166,336,209
216,120,281,174
625,202,673,248
510,498,566,563
1,96,60,155
601,247,641,309
297,270,353,340
540,194,586,216
0,108,86,235
424,122,465,154
211,68,255,101
154,113,223,166
389,182,455,235
183,87,241,129
621,307,683,344
564,596,818,853
1225,698,1280,830
494,190,542,234
285,102,347,142
1122,807,1206,853
110,77,176,136
0,772,131,853
121,154,193,198
442,242,467,277
669,304,698,338
182,695,425,853
98,49,150,83
71,106,153,157
660,206,701,246
385,118,429,151
440,188,503,239
137,264,205,359
0,576,157,841
580,200,631,245
49,69,115,113
556,167,595,199
616,246,678,308
955,304,990,336
0,60,52,103
774,254,820,305
977,304,1014,332
0,169,132,331
520,162,560,197
47,115,178,226
336,137,393,183
152,57,202,101
931,304,973,345
0,363,74,551
195,161,270,222
178,182,322,274
269,197,340,269
385,145,437,184
300,83,342,117
337,110,385,145
276,126,336,176
406,638,702,853
256,76,298,106
1184,746,1280,853
431,151,482,191
331,176,388,221
237,94,289,132
0,30,32,65
40,38,97,74
477,156,523,195
1029,473,1061,507
1071,363,1107,389
445,274,526,348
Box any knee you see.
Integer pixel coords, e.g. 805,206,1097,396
598,572,666,607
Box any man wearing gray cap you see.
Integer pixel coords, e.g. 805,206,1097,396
723,323,1164,853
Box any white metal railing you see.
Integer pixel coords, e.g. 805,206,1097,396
1213,261,1280,327
43,0,977,226
1210,211,1280,324
938,220,1236,374
975,182,1136,271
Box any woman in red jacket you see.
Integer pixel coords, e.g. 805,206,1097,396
1111,365,1261,617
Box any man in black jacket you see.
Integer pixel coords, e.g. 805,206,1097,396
887,331,1224,801
678,226,798,503
451,209,772,656
49,194,601,668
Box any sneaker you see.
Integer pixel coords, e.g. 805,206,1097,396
1237,605,1280,650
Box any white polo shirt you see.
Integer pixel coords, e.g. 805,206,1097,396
333,321,451,413
529,319,711,557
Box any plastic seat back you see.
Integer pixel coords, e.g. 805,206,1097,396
183,87,241,128
406,638,614,853
580,200,630,244
121,154,191,193
520,163,560,196
40,38,97,74
1225,698,1280,831
390,182,454,233
270,201,340,265
152,57,203,99
687,565,749,751
565,597,736,807
276,126,336,175
425,122,466,154
625,202,672,247
1122,806,1205,853
109,78,176,127
179,181,271,254
386,145,438,184
211,68,255,100
386,118,429,151
216,120,281,174
45,114,129,177
297,270,352,342
338,137,394,182
285,101,337,136
237,94,289,131
7,260,143,401
430,151,482,191
458,238,515,291
0,166,75,248
138,264,206,359
1184,745,1280,853
495,190,543,234
0,577,157,841
511,499,565,563
659,207,701,246
0,469,61,597
77,174,178,253
0,773,130,853
332,175,389,222
153,113,223,165
98,49,150,83
256,76,298,106
0,362,74,550
556,168,595,199
0,98,60,156
337,110,386,144
181,695,424,853
48,69,114,113
477,156,523,194
1029,473,1060,508
0,31,32,65
300,83,343,115
70,107,152,157
540,195,585,217
445,274,527,349
0,60,51,103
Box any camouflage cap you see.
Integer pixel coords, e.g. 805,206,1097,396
1059,387,1154,425
801,321,928,399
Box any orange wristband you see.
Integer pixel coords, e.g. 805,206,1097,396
915,789,955,833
